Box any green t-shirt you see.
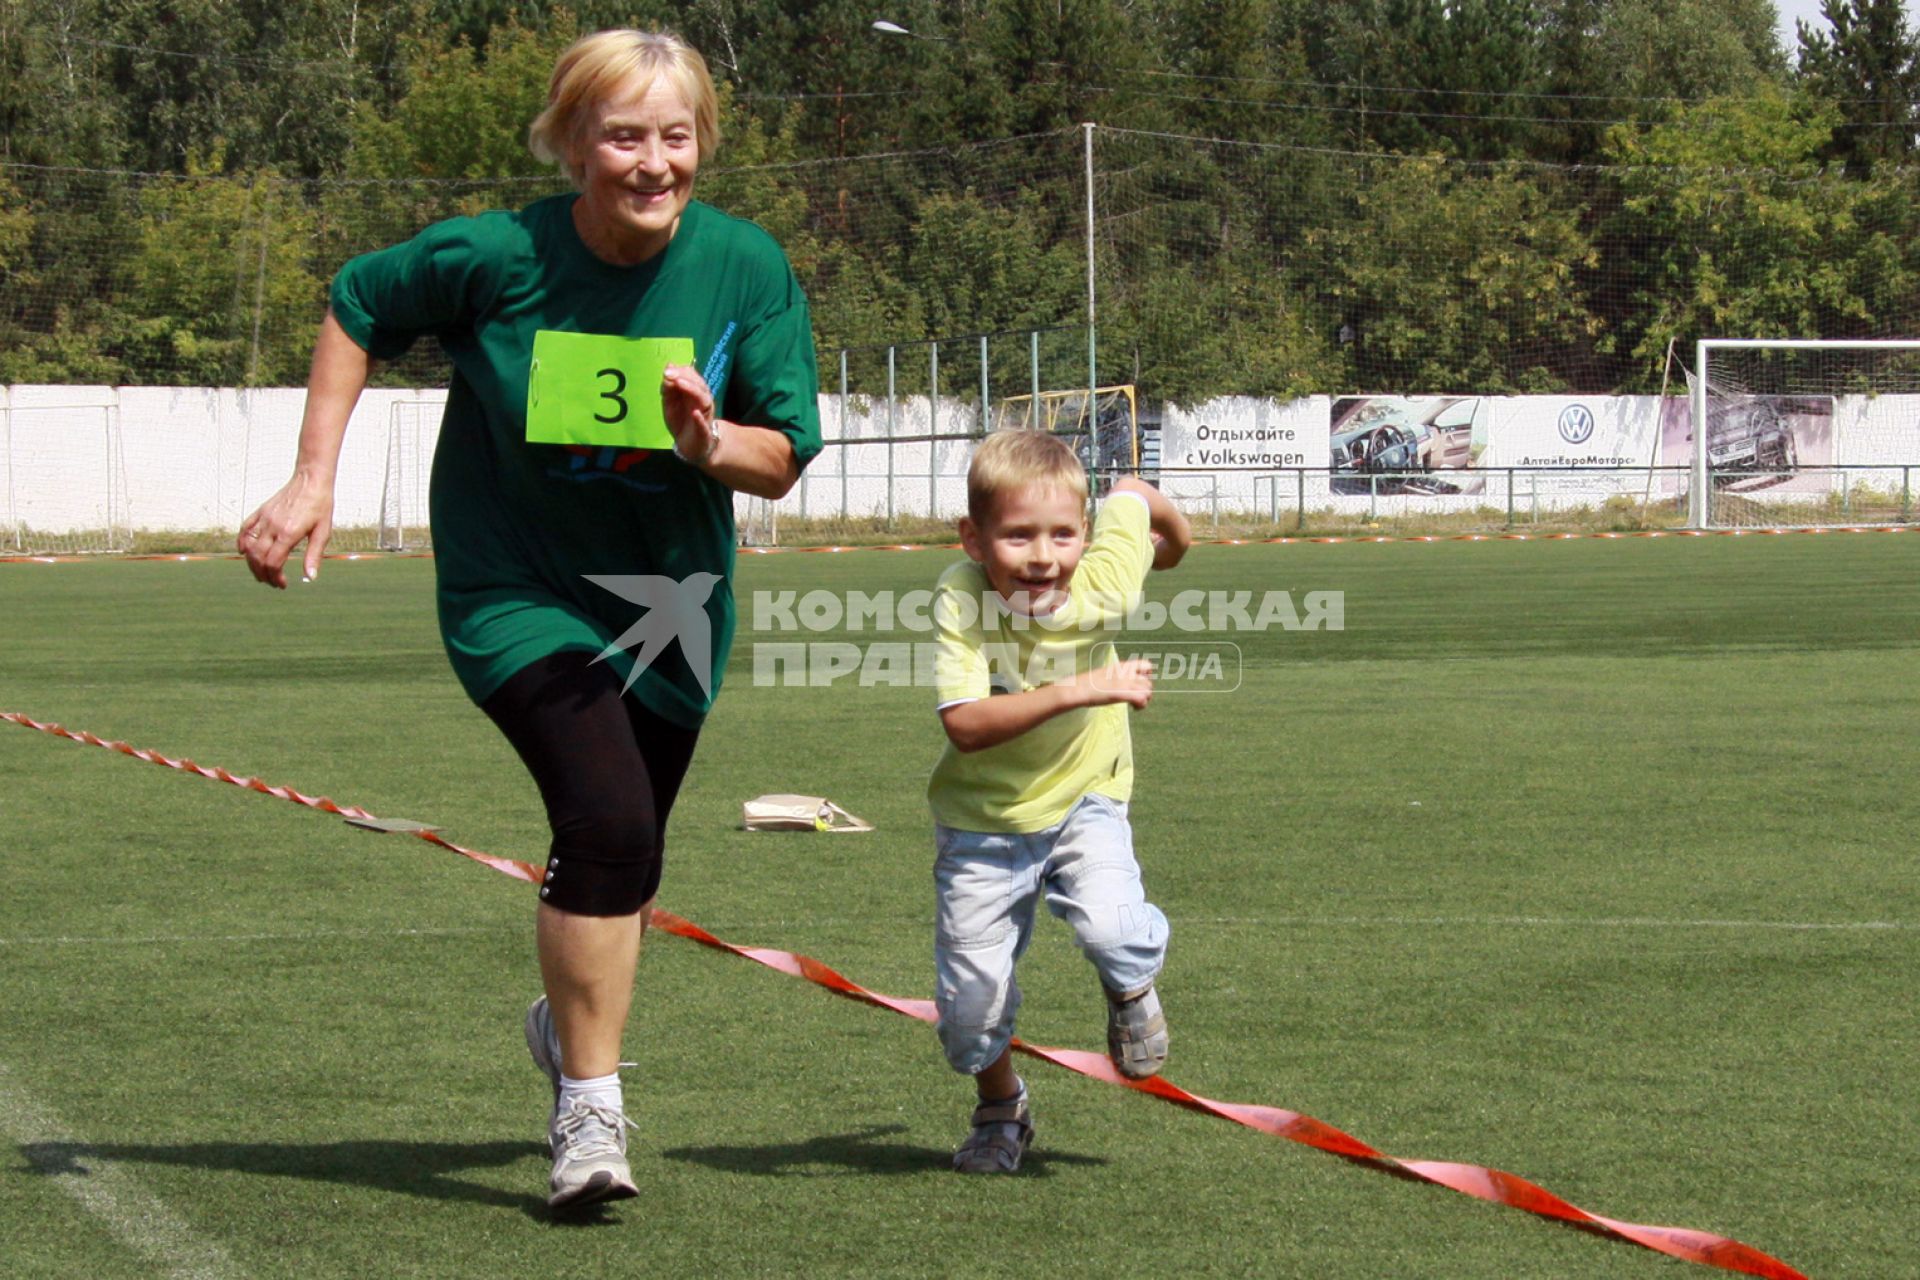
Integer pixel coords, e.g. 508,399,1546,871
926,494,1154,833
330,196,822,727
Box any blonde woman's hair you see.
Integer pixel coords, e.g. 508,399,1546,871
966,430,1089,523
527,30,721,186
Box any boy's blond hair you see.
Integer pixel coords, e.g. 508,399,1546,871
967,431,1088,523
527,30,721,186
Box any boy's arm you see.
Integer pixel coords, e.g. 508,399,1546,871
1109,476,1192,570
939,658,1155,753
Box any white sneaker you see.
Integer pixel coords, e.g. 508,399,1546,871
547,1097,638,1209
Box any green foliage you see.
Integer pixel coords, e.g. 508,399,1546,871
112,155,326,385
345,19,580,180
1603,91,1920,374
0,172,32,272
2,1,1920,401
1311,158,1600,392
1795,0,1920,172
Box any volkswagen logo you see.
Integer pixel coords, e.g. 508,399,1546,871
1557,404,1595,444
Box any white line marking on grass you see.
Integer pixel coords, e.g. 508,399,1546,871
0,925,515,947
1203,914,1914,932
0,1062,243,1279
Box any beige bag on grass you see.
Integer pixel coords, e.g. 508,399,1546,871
741,794,874,833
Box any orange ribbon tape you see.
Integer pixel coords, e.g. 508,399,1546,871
2,709,1806,1279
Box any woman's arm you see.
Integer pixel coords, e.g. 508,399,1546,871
660,363,802,499
238,310,370,588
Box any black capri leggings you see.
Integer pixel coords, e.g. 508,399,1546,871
481,651,702,917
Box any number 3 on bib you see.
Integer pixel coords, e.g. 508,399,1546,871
526,331,695,449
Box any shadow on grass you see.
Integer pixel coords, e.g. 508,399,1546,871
19,1137,547,1214
661,1123,1108,1178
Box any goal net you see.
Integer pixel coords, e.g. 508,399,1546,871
737,494,778,548
1,391,130,554
1689,340,1920,528
377,399,439,551
992,385,1139,485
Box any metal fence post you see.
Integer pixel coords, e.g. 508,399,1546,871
978,334,990,434
1030,330,1040,410
929,341,940,517
886,346,897,524
839,349,849,520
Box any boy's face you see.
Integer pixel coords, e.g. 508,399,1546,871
958,483,1088,616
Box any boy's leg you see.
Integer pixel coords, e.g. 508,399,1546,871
934,827,1042,1172
932,827,1040,1077
973,1050,1020,1104
1040,794,1171,1078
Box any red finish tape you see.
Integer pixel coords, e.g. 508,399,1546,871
2,709,1807,1279
0,711,541,885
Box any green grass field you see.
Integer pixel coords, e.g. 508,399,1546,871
3,534,1916,1278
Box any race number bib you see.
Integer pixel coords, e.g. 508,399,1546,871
526,331,695,449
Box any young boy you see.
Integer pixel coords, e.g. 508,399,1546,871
927,429,1192,1174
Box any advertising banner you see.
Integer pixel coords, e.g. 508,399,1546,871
1329,396,1487,496
1482,396,1658,495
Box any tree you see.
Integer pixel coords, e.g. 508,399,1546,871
1602,91,1920,381
1306,157,1600,391
111,152,325,385
1796,0,1920,172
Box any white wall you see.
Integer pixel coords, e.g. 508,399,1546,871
5,385,1918,536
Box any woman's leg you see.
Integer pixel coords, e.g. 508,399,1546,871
483,653,700,1077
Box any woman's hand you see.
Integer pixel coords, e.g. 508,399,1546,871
661,363,718,465
238,471,335,589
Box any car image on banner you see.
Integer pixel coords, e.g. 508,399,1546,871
1659,394,1833,494
1329,396,1485,495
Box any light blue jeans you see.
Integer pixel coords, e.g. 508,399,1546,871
932,792,1169,1075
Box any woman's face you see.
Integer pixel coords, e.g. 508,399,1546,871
570,73,699,264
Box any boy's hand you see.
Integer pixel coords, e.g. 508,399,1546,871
1073,656,1156,710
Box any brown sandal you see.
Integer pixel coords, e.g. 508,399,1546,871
952,1086,1033,1173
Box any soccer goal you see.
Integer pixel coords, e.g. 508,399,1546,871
1690,339,1920,528
377,399,439,551
1,389,131,554
992,384,1140,481
737,494,778,548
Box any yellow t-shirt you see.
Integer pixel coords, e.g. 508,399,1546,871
926,493,1155,833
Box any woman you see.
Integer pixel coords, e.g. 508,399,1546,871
239,29,820,1210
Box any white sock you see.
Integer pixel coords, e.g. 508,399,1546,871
559,1071,623,1112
